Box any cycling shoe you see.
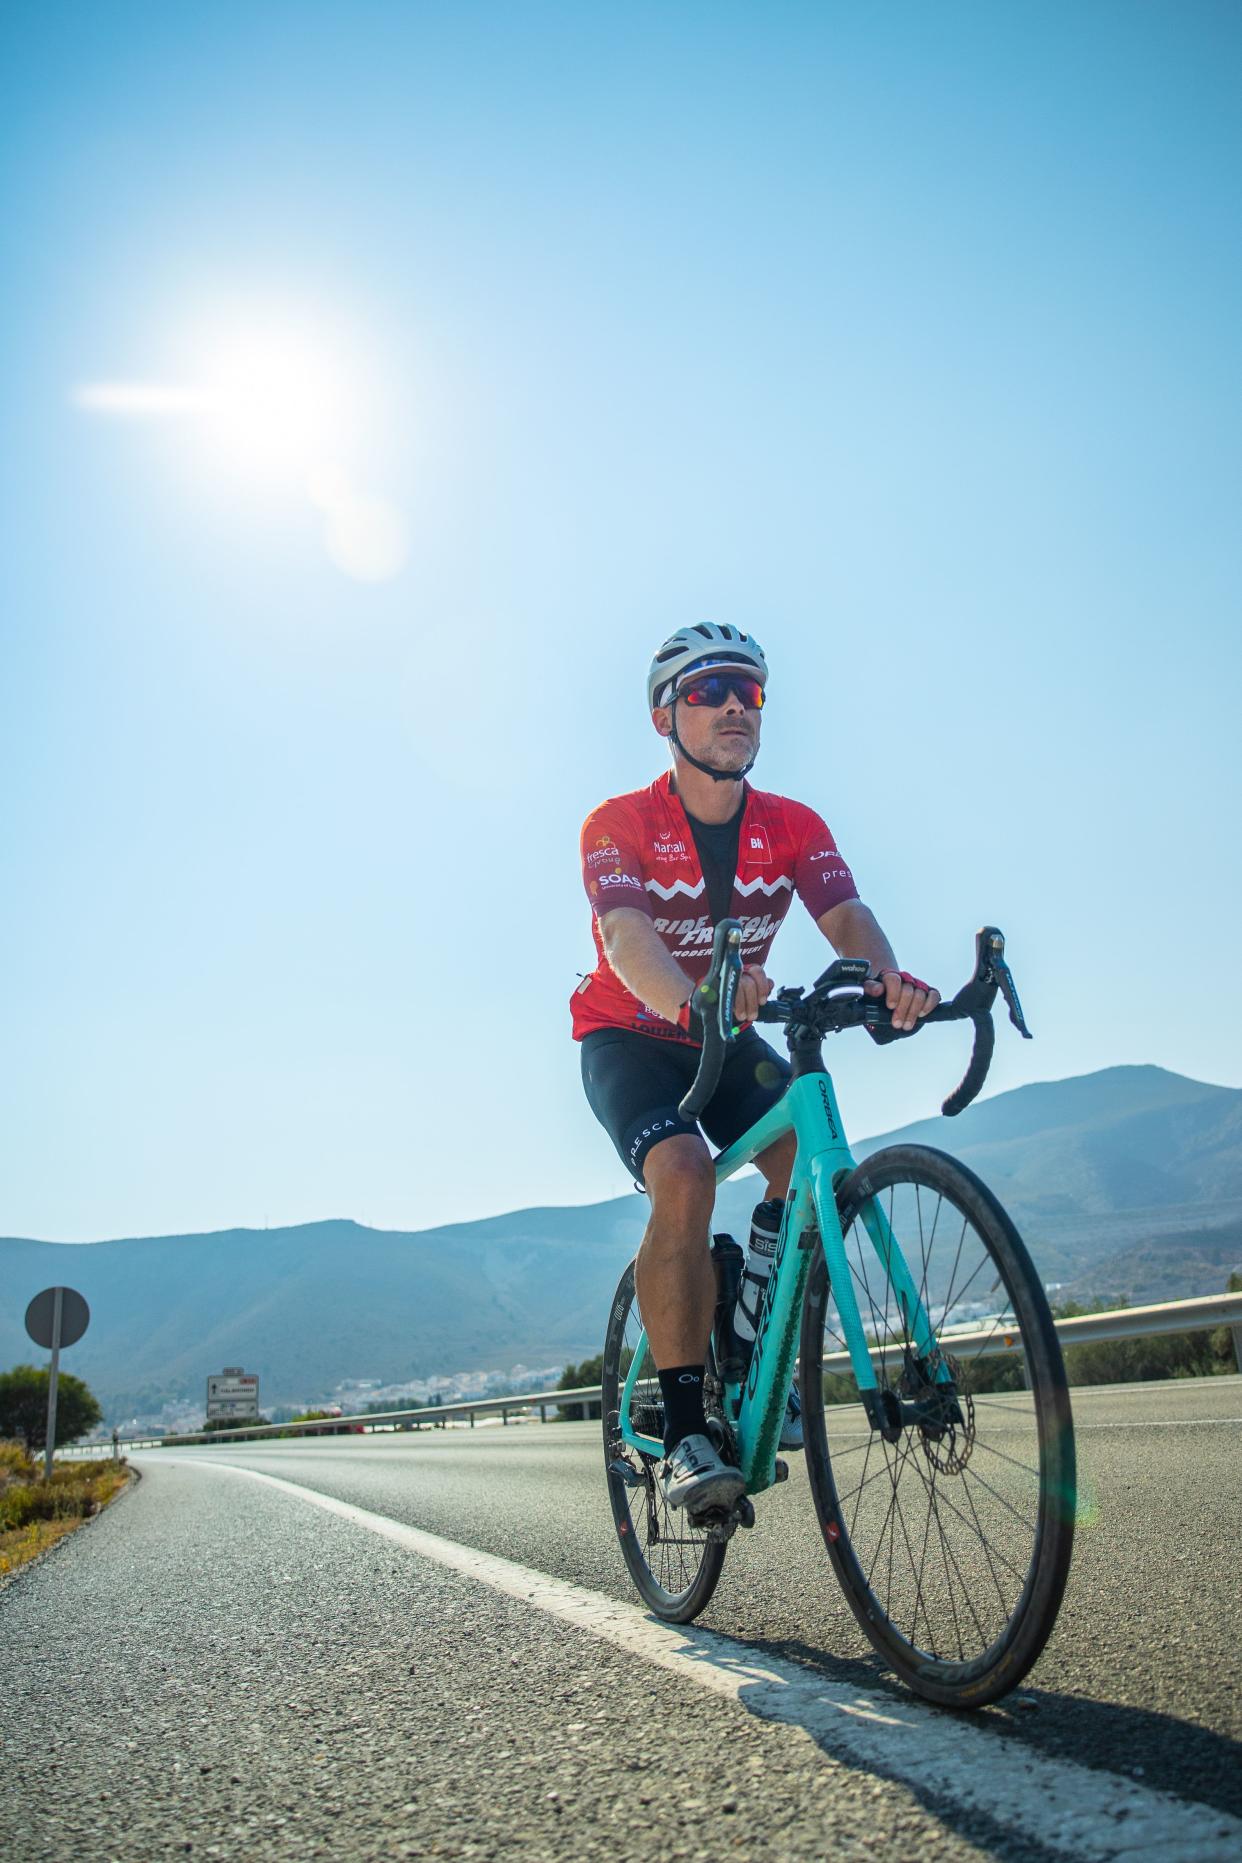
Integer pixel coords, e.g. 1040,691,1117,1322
661,1433,745,1517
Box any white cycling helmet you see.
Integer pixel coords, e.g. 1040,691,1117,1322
647,624,769,712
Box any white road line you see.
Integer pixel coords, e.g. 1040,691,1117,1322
157,1456,1241,1862
1074,1418,1242,1430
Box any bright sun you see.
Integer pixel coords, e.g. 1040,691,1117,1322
74,312,408,582
197,327,354,480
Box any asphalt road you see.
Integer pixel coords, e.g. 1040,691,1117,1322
2,1376,1239,1861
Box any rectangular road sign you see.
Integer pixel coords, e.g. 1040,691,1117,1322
206,1370,260,1420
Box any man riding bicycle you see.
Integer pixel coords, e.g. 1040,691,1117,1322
574,625,941,1519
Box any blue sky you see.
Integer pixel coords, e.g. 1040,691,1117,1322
2,2,1239,1241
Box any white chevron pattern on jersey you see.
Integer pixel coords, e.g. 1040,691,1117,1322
644,876,706,901
736,874,794,898
643,873,794,902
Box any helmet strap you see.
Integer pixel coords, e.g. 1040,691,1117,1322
669,708,757,783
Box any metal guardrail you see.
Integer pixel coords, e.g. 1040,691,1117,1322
64,1291,1242,1456
818,1290,1242,1384
62,1388,609,1453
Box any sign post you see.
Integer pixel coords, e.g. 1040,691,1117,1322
206,1368,260,1424
24,1286,91,1479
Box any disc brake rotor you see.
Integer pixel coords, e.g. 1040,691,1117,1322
919,1352,976,1475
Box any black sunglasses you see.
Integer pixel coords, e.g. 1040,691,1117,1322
676,673,765,710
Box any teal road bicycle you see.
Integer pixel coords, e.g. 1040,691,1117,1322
602,924,1076,1708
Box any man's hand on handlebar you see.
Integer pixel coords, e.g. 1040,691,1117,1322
734,963,774,1026
864,967,941,1033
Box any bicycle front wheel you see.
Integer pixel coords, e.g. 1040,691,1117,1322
602,1259,726,1623
801,1144,1076,1708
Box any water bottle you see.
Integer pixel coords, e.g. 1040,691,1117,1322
710,1235,747,1384
733,1198,784,1366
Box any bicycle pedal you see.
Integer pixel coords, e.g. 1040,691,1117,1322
608,1457,643,1488
691,1494,755,1542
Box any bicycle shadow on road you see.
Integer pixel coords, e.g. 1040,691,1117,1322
673,1628,1242,1831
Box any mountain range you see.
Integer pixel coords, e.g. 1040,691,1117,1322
2,1066,1239,1419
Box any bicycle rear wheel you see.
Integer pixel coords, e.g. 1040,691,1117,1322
602,1259,726,1622
801,1144,1076,1707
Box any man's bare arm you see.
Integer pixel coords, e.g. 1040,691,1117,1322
599,908,772,1026
816,899,899,977
817,898,939,1032
598,908,696,1025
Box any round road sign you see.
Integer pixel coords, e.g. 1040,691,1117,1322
25,1286,90,1350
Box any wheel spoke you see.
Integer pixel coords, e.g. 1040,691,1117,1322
936,1245,994,1329
935,1210,972,1334
971,1435,1043,1480
960,1467,1022,1610
884,1433,933,1638
955,1462,1038,1535
848,1433,875,1540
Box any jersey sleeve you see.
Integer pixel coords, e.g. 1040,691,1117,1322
580,799,654,919
791,803,859,920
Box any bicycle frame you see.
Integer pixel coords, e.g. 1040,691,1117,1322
618,1066,950,1494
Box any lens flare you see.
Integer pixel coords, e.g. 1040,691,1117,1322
73,312,409,583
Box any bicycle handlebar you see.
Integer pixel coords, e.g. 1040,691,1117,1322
676,924,1031,1124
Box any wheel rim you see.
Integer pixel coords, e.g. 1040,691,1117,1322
807,1161,1071,1677
605,1274,719,1608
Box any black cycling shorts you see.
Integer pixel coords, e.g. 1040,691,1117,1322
580,1026,792,1185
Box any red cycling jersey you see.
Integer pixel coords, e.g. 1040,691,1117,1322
572,771,859,1044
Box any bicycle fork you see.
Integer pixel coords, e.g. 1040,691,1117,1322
811,1155,962,1445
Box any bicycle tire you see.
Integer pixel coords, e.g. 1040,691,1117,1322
602,1259,727,1622
800,1144,1076,1708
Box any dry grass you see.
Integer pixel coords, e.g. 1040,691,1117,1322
0,1440,130,1577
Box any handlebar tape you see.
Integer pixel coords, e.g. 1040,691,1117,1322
940,1011,995,1117
678,1032,722,1122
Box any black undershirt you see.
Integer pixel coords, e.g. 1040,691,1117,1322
684,801,743,926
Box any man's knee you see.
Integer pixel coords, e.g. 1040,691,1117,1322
643,1134,715,1219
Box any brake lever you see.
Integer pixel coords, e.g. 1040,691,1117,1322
695,923,745,1036
994,954,1031,1038
975,926,1032,1039
717,925,743,1037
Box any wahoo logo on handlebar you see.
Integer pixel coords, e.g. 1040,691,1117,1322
677,921,1032,1125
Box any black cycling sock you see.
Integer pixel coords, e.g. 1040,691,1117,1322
659,1365,707,1454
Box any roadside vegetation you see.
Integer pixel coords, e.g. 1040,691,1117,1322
1054,1279,1239,1385
556,1353,606,1420
281,1409,364,1435
0,1441,130,1578
0,1365,102,1453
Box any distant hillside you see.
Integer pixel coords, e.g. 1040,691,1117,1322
2,1066,1239,1418
859,1066,1242,1215
0,1207,651,1419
